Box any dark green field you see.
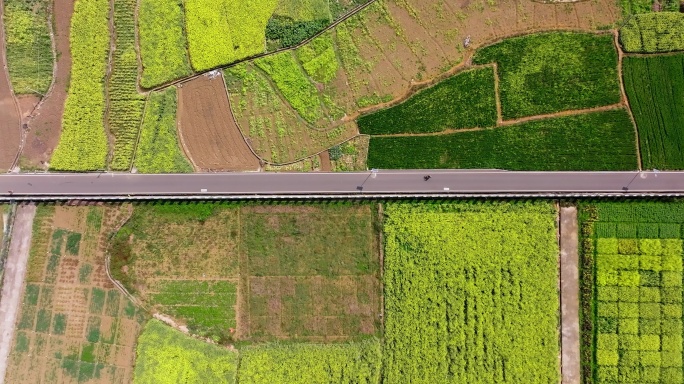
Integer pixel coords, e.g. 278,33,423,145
357,67,497,135
367,109,637,171
623,54,684,170
473,32,620,119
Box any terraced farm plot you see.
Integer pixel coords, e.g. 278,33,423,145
224,63,356,164
473,32,620,120
580,202,684,384
623,54,684,170
5,205,145,384
383,201,560,383
367,109,637,171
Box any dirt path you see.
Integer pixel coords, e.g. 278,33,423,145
0,1,23,172
19,0,74,170
0,204,36,384
614,30,642,170
559,206,580,384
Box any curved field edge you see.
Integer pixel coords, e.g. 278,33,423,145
382,201,560,383
367,109,638,171
49,0,109,171
133,319,238,384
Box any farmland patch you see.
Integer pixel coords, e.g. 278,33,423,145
177,74,260,171
473,32,620,120
357,67,497,135
383,201,560,383
111,203,239,340
49,0,109,171
137,0,192,88
184,0,278,71
3,0,53,95
623,54,684,170
133,88,193,173
224,62,356,164
133,320,237,383
367,109,637,171
238,339,381,383
4,205,145,384
620,13,684,53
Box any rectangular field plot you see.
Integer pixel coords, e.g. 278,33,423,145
382,201,560,383
581,201,684,384
240,204,382,341
5,206,145,384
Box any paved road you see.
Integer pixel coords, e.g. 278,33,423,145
0,170,683,198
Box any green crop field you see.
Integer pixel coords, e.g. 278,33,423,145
108,0,145,171
357,67,497,135
50,0,109,171
184,0,278,71
580,201,684,384
473,32,620,119
383,201,560,383
134,320,238,384
138,0,192,88
3,0,53,95
295,31,339,84
237,340,381,383
367,109,637,171
620,13,684,53
623,54,684,170
134,88,193,173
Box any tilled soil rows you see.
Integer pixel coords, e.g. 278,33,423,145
178,74,260,171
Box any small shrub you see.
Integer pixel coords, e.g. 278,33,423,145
619,302,639,318
619,318,639,334
596,349,619,365
618,238,639,254
598,333,619,350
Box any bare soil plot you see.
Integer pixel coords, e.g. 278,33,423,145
19,0,73,170
0,1,21,172
177,74,260,171
3,205,145,384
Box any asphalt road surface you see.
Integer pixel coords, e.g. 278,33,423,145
0,170,684,198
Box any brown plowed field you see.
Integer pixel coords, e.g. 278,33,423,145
178,74,260,171
0,1,21,172
19,0,73,170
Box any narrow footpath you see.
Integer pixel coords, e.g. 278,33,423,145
560,206,580,384
0,204,36,384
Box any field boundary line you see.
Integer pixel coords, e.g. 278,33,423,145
371,103,625,138
614,30,642,171
0,205,17,281
103,0,117,169
493,62,503,125
127,96,150,172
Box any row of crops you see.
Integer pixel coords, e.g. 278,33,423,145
108,0,145,171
